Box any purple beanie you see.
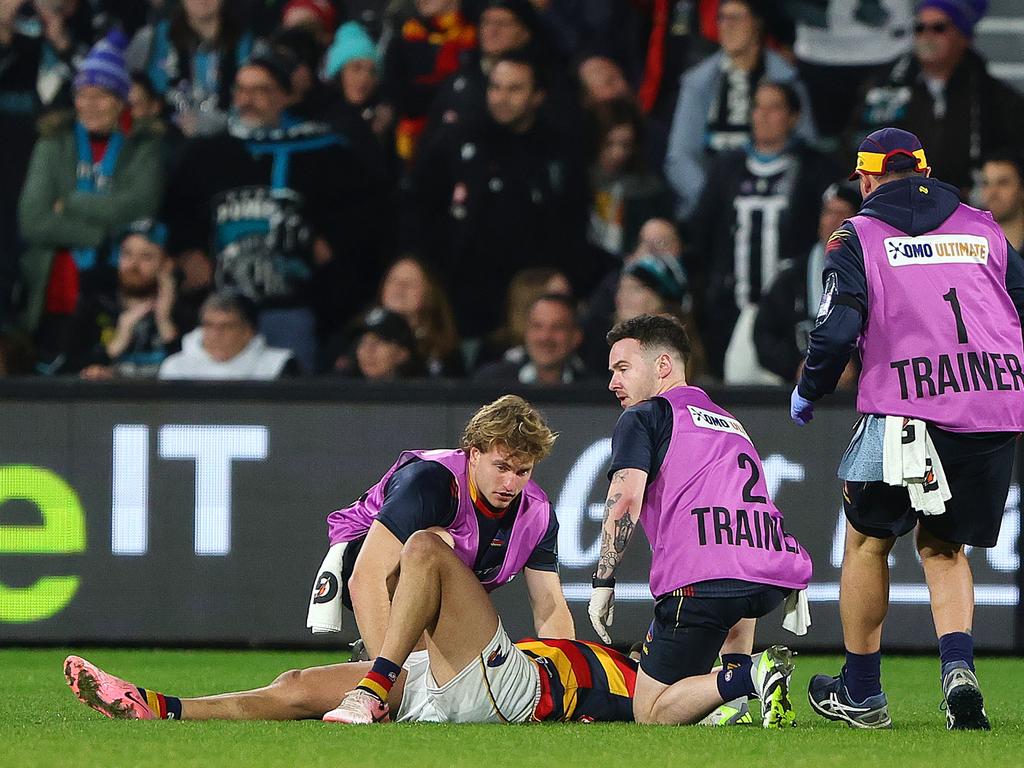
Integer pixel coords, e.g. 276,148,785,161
915,0,989,37
74,29,131,100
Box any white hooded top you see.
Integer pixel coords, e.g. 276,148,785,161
158,328,293,380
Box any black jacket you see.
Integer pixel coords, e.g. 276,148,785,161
163,118,378,316
408,115,589,337
753,256,812,382
798,176,1024,401
849,48,1024,193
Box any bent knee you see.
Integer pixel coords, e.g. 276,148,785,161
401,530,450,563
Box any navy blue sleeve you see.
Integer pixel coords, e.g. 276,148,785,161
608,398,673,480
525,507,560,572
1005,240,1024,335
798,222,868,401
375,460,458,543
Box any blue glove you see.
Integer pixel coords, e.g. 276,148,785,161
790,387,814,426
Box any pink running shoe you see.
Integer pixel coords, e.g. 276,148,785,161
63,656,155,720
322,689,390,724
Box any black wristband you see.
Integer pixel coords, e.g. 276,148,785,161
592,575,616,588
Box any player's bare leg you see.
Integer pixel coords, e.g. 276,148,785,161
182,662,408,720
65,656,406,721
324,530,502,723
380,531,501,685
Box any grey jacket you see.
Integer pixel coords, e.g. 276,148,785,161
664,49,818,220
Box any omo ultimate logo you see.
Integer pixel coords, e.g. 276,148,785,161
885,234,989,267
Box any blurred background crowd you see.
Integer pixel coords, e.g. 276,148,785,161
0,0,1021,387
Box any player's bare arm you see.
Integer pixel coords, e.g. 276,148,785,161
524,567,575,638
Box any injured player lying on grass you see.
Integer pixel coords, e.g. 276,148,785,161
65,532,796,725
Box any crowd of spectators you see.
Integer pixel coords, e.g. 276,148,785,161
0,0,1021,388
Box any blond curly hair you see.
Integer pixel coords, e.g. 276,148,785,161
461,395,558,463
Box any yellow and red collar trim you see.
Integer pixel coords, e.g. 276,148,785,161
853,148,929,176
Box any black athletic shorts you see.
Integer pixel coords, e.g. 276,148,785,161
639,586,789,686
843,428,1018,548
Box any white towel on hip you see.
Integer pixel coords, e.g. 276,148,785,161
782,589,811,636
306,542,347,634
882,416,952,515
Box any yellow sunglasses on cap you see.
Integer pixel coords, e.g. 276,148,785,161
853,148,929,176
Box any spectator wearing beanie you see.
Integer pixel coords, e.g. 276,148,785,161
323,20,397,183
17,30,165,358
847,0,1024,194
126,0,256,138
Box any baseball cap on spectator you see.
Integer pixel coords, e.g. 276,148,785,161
358,307,417,352
624,257,689,304
915,0,988,37
74,29,131,100
849,127,930,180
822,182,862,210
283,0,339,35
325,21,379,79
119,219,169,248
244,45,298,93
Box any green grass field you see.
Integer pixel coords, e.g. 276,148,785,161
3,648,1022,768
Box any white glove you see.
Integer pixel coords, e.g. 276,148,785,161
588,586,615,644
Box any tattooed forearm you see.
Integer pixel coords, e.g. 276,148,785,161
613,513,634,553
596,530,619,579
603,492,623,522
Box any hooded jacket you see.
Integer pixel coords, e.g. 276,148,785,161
798,176,1024,400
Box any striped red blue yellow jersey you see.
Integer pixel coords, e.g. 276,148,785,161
515,638,637,722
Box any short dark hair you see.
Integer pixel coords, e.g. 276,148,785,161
606,314,691,363
982,150,1024,185
756,79,801,114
